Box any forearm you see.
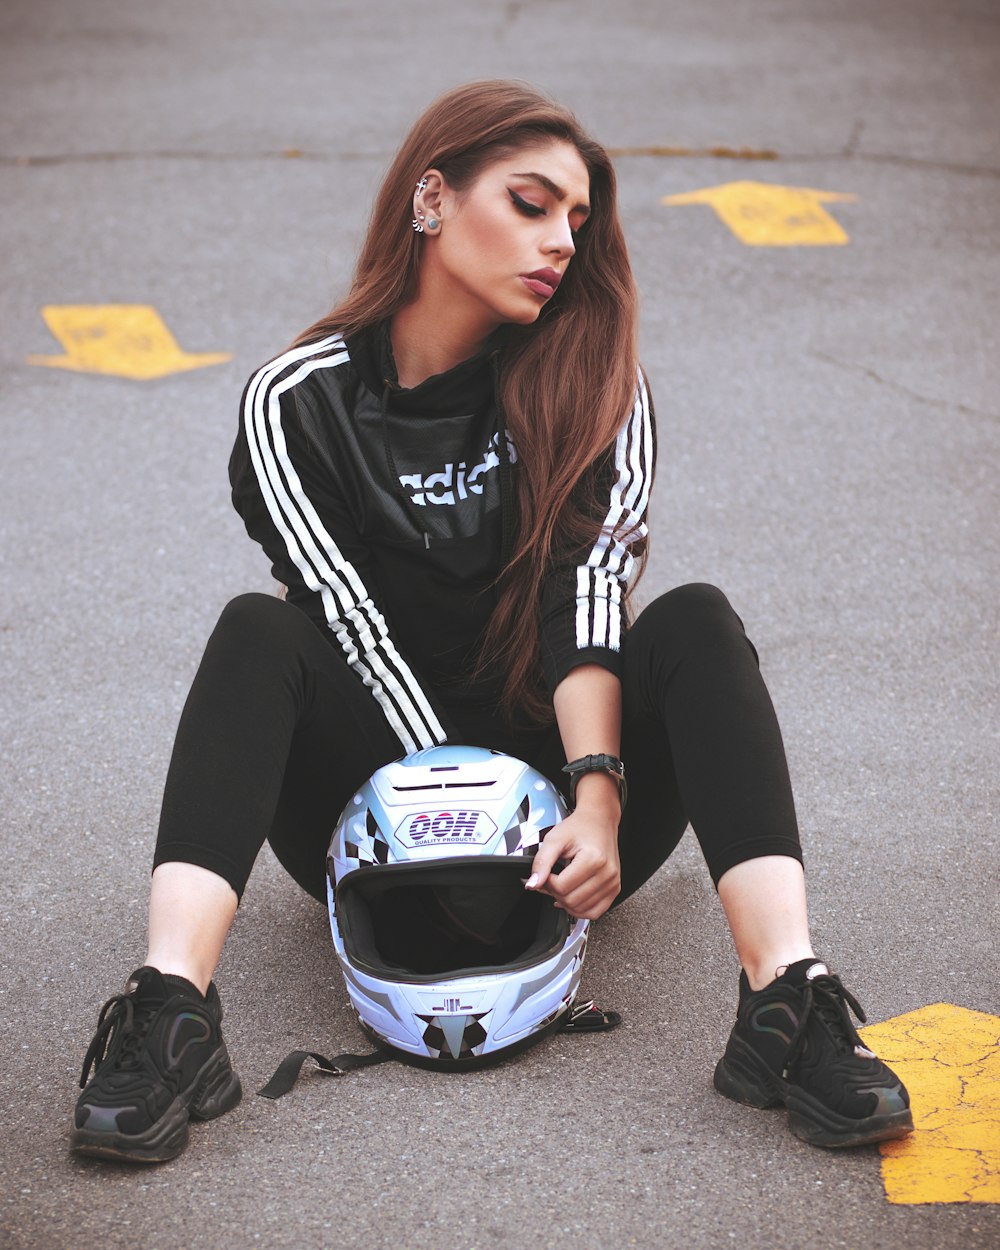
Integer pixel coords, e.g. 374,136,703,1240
527,663,623,917
552,663,623,820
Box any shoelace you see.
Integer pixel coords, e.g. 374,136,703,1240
782,973,867,1076
78,991,162,1087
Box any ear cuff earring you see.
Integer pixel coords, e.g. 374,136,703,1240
413,180,440,233
413,179,429,233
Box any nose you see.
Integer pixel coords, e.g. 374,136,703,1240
545,213,576,259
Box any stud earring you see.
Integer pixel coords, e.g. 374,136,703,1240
416,177,428,193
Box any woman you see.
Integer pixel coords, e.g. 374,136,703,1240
72,80,912,1162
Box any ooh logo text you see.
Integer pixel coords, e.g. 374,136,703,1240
397,810,497,847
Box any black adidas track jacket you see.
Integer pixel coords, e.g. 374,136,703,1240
229,322,655,755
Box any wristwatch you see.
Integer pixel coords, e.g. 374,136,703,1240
561,754,628,812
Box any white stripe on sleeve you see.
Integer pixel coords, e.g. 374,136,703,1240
574,369,654,652
242,338,448,753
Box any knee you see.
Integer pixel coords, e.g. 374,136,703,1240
193,593,319,712
625,584,760,708
636,583,743,642
630,583,758,666
210,592,306,656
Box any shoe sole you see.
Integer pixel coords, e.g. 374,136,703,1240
713,1035,914,1149
71,1044,243,1164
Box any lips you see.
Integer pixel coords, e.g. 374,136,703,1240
521,268,562,298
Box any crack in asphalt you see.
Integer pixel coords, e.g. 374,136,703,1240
609,145,779,160
809,351,1000,424
2,148,346,166
4,146,1000,179
788,150,1000,180
843,118,866,158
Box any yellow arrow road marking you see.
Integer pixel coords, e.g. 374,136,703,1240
27,305,232,380
861,1003,1000,1204
662,181,857,245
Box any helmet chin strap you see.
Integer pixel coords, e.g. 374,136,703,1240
257,1048,392,1100
256,1002,621,1101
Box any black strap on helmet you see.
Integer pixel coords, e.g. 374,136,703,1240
258,1047,393,1100
257,998,621,1101
560,999,622,1033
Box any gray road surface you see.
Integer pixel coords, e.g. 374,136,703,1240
2,1,998,1247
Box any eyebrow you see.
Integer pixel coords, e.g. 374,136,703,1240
511,172,591,219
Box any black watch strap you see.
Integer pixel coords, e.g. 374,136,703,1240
561,754,627,811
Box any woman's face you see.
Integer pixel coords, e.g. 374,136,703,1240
419,139,592,333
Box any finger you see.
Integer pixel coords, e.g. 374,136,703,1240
543,850,600,901
547,843,615,899
526,829,572,891
557,868,620,918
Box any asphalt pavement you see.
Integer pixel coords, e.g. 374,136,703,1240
2,1,998,1247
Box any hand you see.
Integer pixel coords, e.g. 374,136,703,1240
525,807,621,921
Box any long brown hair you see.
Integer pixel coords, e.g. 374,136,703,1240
295,80,647,724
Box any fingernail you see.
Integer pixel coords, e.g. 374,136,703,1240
525,874,539,889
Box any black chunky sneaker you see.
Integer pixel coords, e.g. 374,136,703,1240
713,958,913,1148
72,966,242,1163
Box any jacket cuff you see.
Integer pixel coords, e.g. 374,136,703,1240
543,645,624,696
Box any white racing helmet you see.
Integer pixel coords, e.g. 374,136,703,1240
326,745,589,1068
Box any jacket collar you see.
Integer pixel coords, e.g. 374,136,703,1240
346,320,508,417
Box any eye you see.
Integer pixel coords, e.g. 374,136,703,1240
508,188,545,217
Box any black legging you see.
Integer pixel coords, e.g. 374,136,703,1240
153,584,802,903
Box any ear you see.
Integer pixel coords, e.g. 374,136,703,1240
413,169,447,233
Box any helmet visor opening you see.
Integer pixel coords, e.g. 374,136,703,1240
336,858,570,981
